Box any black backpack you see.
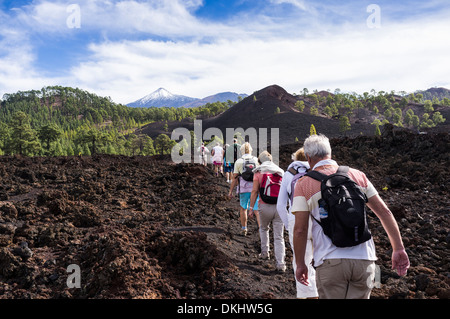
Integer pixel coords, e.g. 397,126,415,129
240,157,256,181
306,166,372,247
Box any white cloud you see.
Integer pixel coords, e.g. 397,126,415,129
1,0,449,103
270,0,309,11
0,20,62,97
10,0,228,39
69,13,450,104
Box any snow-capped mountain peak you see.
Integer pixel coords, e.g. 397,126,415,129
128,88,198,108
127,88,248,108
145,88,173,100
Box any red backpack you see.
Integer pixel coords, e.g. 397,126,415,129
259,173,282,204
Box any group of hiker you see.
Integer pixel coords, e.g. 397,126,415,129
197,134,410,299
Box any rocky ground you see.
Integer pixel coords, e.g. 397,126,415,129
0,127,448,299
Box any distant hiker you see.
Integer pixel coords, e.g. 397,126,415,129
223,144,233,183
249,151,286,272
228,142,260,236
292,134,410,299
225,138,241,181
211,143,224,177
276,147,318,298
197,142,209,166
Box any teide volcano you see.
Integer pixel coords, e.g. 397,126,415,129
127,88,198,108
140,84,375,145
127,88,247,108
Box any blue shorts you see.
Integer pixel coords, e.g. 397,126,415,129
223,162,234,173
239,192,259,210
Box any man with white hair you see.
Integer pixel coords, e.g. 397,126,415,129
292,134,410,299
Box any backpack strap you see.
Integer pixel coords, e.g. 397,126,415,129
307,165,348,181
287,167,298,175
336,166,349,174
305,170,327,182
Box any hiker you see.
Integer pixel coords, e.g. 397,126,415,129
276,147,318,298
211,142,224,177
292,134,410,299
225,138,241,182
197,142,209,166
223,144,233,183
249,151,286,272
228,142,260,236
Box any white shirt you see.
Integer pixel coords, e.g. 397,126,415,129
276,161,309,228
211,146,223,162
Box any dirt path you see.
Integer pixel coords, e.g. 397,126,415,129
210,181,297,299
167,174,297,299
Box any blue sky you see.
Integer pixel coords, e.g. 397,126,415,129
1,0,449,104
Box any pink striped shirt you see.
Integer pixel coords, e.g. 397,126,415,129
291,165,378,267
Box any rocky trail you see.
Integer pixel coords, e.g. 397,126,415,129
0,128,449,300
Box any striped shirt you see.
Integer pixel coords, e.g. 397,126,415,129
291,165,378,267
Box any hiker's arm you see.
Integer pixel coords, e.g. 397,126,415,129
367,194,410,276
293,210,310,285
228,173,239,198
249,177,259,210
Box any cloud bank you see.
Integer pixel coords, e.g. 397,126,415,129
0,0,449,104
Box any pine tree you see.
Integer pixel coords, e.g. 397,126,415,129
53,141,64,156
142,136,155,156
76,128,107,155
295,100,305,112
310,124,317,135
7,112,41,156
339,116,351,135
155,134,176,155
424,100,434,112
82,143,91,156
0,122,10,152
106,144,116,155
66,144,74,156
38,123,62,153
375,124,381,137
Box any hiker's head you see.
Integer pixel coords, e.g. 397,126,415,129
303,134,332,162
240,142,252,155
292,147,307,161
258,150,272,163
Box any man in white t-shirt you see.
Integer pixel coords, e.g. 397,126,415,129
292,134,410,299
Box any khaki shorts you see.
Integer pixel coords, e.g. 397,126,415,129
315,259,375,299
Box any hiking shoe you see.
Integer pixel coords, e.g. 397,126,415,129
276,265,287,273
241,228,247,236
258,252,270,260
